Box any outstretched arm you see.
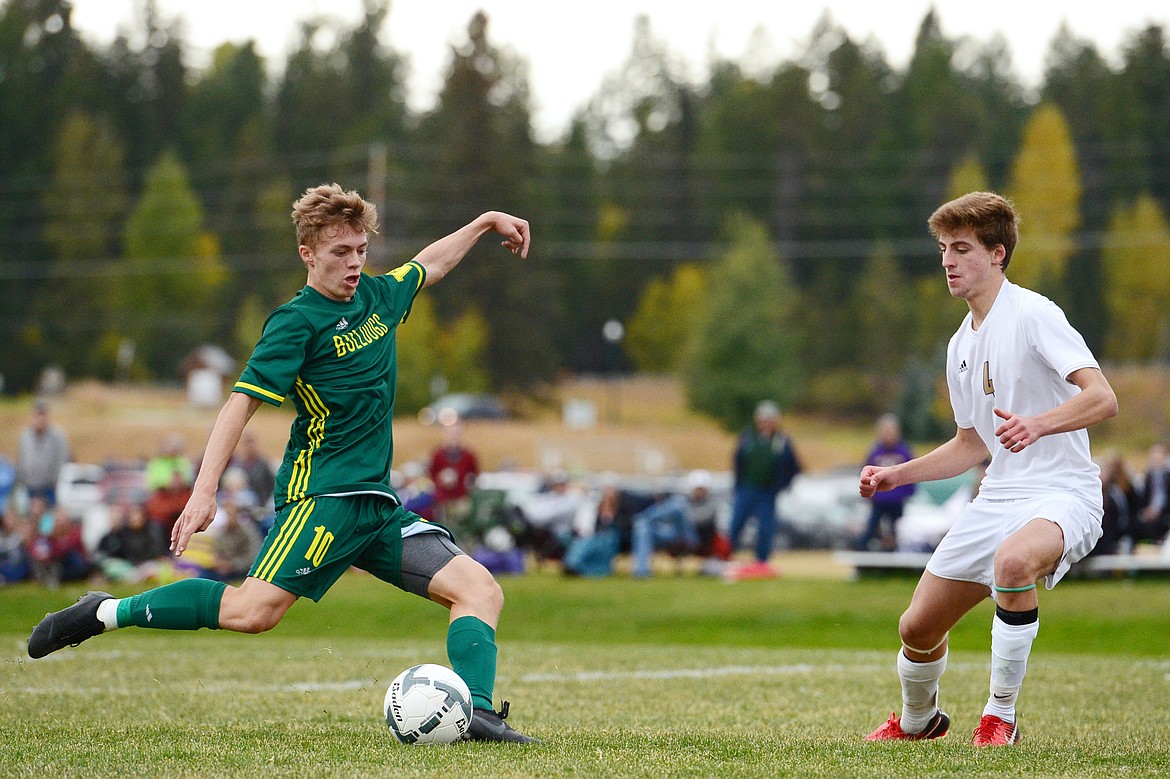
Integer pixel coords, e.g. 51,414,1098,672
993,367,1118,453
860,425,987,498
171,392,263,555
414,211,530,288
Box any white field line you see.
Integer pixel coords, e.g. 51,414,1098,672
9,658,1169,696
6,661,901,695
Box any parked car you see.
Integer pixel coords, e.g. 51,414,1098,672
417,393,509,425
776,469,869,550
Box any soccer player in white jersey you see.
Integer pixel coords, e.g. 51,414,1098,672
861,191,1118,746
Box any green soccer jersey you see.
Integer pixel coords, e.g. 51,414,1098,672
233,260,426,509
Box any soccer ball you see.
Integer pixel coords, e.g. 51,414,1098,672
384,663,473,744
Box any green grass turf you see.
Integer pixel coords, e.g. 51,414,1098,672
3,568,1170,777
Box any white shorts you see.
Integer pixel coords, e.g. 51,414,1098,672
926,493,1102,591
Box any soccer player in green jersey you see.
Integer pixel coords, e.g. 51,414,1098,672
28,183,538,743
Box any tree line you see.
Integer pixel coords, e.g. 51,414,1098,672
2,0,1169,432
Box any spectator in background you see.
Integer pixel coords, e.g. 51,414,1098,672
397,461,437,521
428,422,480,529
145,469,194,536
515,471,586,563
562,482,625,577
0,508,32,585
630,470,718,578
95,502,170,583
230,432,276,517
146,434,195,492
857,414,917,551
217,467,260,523
145,433,196,534
207,497,262,582
27,504,90,588
562,479,658,577
16,399,71,506
1094,451,1137,556
26,494,53,536
727,400,801,578
1135,442,1170,547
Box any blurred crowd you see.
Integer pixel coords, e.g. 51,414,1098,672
1,401,274,589
4,399,1170,589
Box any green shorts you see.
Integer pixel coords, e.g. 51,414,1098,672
249,494,450,602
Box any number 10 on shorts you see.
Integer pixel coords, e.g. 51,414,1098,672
306,525,335,566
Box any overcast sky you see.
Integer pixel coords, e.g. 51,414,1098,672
68,0,1170,142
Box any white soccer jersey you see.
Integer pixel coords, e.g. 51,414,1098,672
946,281,1103,510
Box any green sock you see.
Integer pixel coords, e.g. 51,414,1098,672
115,579,227,630
447,615,497,711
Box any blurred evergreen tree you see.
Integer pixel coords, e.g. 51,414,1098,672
1103,193,1170,361
683,215,804,430
1007,103,1081,299
1118,25,1170,210
101,0,187,180
540,116,606,370
413,11,559,390
1041,26,1140,351
120,150,226,378
0,0,105,390
624,263,707,373
41,111,129,377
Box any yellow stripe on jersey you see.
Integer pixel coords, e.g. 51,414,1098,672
255,498,315,582
386,260,425,293
287,377,330,503
233,381,285,403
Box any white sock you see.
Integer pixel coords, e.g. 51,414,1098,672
96,598,122,631
898,650,947,733
983,614,1039,721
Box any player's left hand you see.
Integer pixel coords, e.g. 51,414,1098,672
485,211,530,259
994,407,1042,453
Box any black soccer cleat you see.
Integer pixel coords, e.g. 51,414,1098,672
463,700,539,744
27,591,112,659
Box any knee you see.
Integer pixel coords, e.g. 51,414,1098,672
219,588,287,634
451,564,505,617
233,609,282,634
993,545,1036,586
480,575,505,616
898,610,944,654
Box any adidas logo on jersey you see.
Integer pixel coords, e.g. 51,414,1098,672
335,317,349,331
959,360,968,373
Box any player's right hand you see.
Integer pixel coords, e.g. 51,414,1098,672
170,493,217,556
859,465,893,498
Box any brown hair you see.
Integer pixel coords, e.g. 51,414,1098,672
291,183,379,249
927,191,1019,271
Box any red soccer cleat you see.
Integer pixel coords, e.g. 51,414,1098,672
865,710,950,741
971,714,1020,746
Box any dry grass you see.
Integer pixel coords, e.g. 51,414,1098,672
0,367,1163,476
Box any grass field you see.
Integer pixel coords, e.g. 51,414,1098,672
4,561,1170,778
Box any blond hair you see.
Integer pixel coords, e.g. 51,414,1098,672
291,183,379,249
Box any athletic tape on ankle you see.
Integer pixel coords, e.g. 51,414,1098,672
993,583,1037,593
902,631,948,656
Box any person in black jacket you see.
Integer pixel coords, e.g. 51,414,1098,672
1134,442,1170,546
95,502,170,583
727,400,801,574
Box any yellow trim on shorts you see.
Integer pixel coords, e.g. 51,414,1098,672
255,498,315,582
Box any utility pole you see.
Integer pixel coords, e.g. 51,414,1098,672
367,141,388,271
